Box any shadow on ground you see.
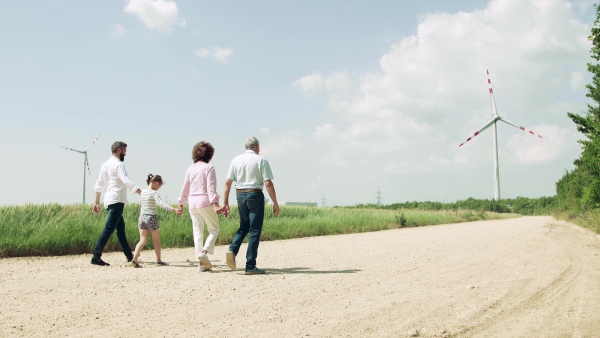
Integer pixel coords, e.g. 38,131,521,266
266,267,361,274
135,262,361,275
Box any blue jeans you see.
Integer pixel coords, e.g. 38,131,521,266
229,191,265,269
92,203,133,260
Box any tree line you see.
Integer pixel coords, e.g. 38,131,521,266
555,4,600,216
350,196,555,215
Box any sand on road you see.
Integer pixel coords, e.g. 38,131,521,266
1,216,600,337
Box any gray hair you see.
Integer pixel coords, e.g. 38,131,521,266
111,141,127,154
245,137,259,150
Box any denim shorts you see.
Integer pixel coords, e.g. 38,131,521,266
138,214,159,231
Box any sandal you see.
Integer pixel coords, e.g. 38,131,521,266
129,261,142,268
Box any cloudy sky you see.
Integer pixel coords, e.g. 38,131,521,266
0,0,596,206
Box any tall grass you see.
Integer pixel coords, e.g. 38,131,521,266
0,204,519,258
552,209,600,234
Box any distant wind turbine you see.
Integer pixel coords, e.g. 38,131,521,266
62,135,102,204
459,71,542,201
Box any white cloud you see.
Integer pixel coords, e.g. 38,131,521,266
213,47,233,64
308,176,323,190
508,125,574,164
110,23,126,38
195,47,234,64
383,161,410,174
260,128,270,135
294,71,353,98
324,72,353,92
195,49,210,57
294,72,324,97
124,0,185,32
574,0,594,14
299,0,590,177
261,131,303,156
569,71,586,91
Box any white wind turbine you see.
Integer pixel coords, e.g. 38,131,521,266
459,71,542,201
62,135,102,204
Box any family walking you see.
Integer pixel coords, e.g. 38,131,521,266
90,137,280,275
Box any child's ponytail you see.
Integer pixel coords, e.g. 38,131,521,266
146,174,163,185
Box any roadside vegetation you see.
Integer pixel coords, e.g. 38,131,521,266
553,5,600,235
0,203,520,258
355,196,555,215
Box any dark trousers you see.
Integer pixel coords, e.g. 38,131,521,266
92,203,133,260
229,191,265,269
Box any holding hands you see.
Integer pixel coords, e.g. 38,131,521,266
218,204,230,217
92,203,100,215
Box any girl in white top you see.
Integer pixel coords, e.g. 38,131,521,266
131,174,179,267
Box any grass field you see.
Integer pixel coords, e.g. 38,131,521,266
0,203,520,257
553,209,600,234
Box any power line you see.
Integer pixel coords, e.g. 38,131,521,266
375,186,383,206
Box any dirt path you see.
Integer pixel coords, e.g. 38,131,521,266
1,216,599,337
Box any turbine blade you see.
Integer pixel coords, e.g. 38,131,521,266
487,70,499,116
85,134,102,151
458,118,498,147
499,117,543,138
61,146,84,154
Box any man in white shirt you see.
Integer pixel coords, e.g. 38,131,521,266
90,141,141,266
222,137,280,274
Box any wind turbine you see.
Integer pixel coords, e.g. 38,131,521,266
459,71,542,201
62,135,102,204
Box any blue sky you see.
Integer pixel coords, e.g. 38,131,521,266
0,0,596,206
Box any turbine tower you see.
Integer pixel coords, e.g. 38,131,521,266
459,71,542,201
62,135,102,204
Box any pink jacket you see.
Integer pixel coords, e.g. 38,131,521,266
178,162,220,210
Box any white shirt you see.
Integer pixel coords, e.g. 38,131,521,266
94,156,140,207
226,150,274,190
140,189,175,215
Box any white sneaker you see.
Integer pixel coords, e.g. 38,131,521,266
198,265,211,272
198,253,213,269
226,251,236,270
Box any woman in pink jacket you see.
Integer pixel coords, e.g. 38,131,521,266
178,141,221,272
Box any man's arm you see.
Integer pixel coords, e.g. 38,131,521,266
116,164,141,194
92,166,105,214
265,180,280,217
223,179,233,206
92,192,102,214
222,179,233,216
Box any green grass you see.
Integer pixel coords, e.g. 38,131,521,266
0,204,520,258
552,209,600,234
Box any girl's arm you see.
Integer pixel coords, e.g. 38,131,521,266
153,191,176,212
